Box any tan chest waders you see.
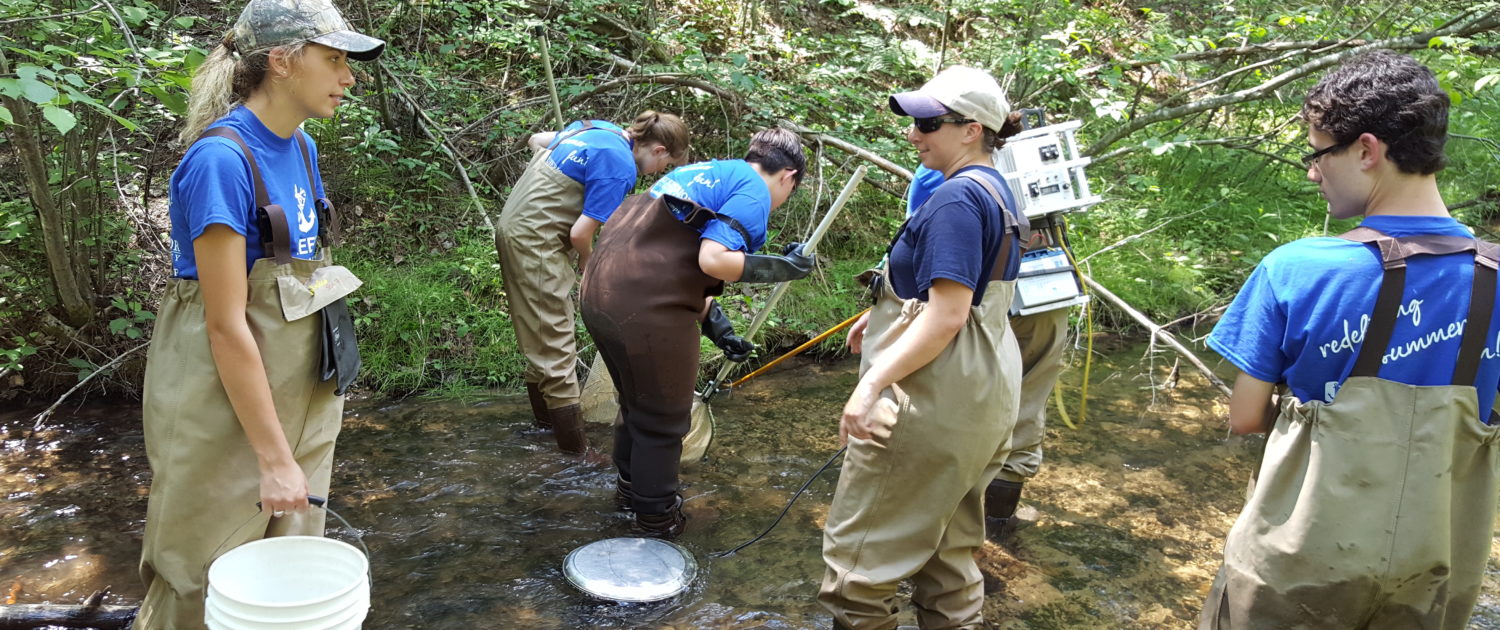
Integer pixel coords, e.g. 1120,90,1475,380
819,172,1024,630
579,194,752,525
1200,227,1500,630
137,128,361,630
497,123,629,454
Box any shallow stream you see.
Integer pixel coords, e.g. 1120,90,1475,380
4,345,1499,628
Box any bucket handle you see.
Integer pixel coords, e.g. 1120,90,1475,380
205,495,372,587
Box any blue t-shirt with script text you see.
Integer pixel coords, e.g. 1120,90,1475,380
647,159,769,253
1208,214,1500,419
547,120,637,223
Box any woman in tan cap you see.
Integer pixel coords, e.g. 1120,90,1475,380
137,1,382,627
820,66,1026,628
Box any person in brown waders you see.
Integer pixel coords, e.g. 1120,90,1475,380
1200,50,1500,629
136,1,382,627
821,66,1027,629
496,112,689,453
580,128,815,537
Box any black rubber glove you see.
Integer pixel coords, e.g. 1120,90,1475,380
701,300,754,362
740,242,817,283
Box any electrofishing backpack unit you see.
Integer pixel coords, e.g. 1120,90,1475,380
991,111,1101,316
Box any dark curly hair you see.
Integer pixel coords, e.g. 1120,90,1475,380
1301,50,1449,175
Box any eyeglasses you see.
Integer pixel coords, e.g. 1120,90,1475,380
911,117,974,134
1300,139,1353,168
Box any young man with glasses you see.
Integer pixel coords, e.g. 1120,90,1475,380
1199,50,1500,629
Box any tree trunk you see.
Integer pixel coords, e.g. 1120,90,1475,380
0,49,93,327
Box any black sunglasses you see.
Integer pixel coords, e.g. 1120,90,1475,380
912,117,974,133
1301,139,1353,167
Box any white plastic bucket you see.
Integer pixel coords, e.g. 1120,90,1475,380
206,536,369,628
206,590,368,630
206,586,368,630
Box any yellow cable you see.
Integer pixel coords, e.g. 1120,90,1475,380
1053,216,1091,426
1052,383,1077,430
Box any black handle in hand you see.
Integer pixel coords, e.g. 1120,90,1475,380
256,494,327,511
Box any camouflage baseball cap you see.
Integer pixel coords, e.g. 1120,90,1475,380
231,0,385,61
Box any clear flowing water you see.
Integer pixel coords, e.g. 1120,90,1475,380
3,347,1499,629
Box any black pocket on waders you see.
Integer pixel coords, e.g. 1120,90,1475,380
319,299,360,395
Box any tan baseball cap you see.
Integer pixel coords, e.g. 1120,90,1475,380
889,66,1011,132
231,0,385,61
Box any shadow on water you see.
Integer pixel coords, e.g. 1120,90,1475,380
3,342,1500,628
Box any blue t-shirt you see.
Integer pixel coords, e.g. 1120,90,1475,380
905,165,947,218
889,166,1021,305
547,120,637,223
647,159,769,253
1208,215,1500,418
168,106,325,278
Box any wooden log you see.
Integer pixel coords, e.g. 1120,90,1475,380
0,604,137,629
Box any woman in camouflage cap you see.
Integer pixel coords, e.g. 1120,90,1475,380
137,1,381,627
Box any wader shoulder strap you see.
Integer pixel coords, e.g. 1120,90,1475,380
1456,242,1500,385
957,171,1028,282
664,195,755,250
196,127,294,265
293,132,340,248
1339,227,1500,384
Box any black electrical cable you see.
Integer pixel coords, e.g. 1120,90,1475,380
711,446,847,558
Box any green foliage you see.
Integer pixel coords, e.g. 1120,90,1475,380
1,0,1496,401
344,227,524,394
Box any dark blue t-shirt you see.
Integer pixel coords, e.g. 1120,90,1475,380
168,106,325,278
647,159,769,253
547,120,637,223
889,166,1021,305
1208,215,1500,418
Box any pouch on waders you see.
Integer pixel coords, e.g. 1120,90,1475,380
202,128,362,394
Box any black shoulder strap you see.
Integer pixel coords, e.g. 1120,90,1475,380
1456,241,1500,385
663,195,755,250
196,127,293,264
1338,226,1499,385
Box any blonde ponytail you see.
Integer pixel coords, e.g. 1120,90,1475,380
177,40,303,146
178,44,240,145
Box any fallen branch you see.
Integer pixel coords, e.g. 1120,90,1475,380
778,119,913,183
562,73,743,110
0,3,102,24
32,342,147,430
1093,137,1303,169
1082,274,1233,398
0,604,135,629
1084,9,1500,156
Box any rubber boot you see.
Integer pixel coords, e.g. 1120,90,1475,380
525,382,551,430
984,478,1024,542
548,403,588,454
615,475,633,512
635,495,686,539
